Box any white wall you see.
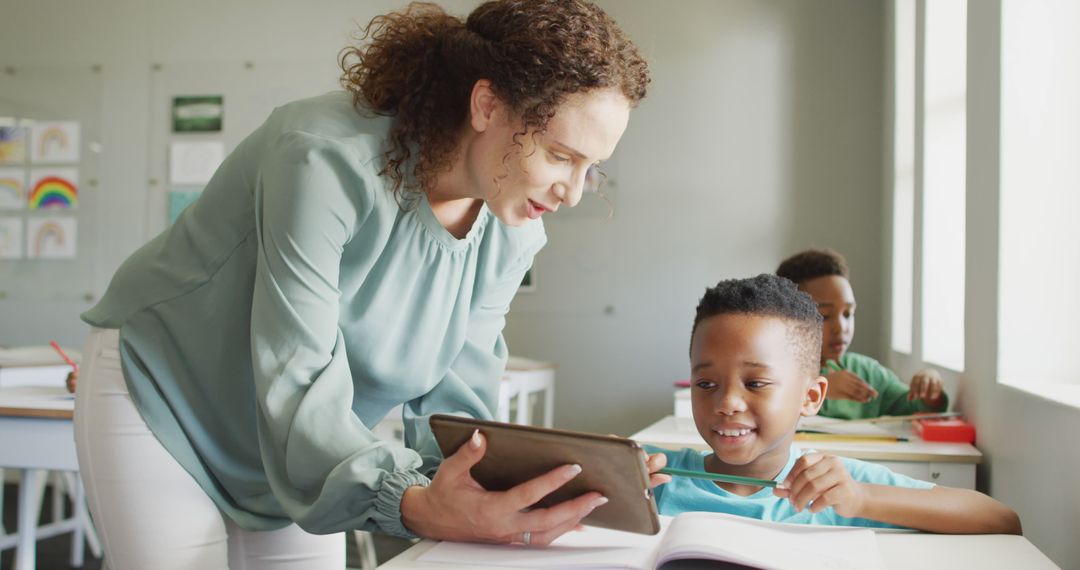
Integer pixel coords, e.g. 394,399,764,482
506,0,885,435
0,1,885,436
0,0,474,348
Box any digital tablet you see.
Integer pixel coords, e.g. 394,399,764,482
429,414,661,535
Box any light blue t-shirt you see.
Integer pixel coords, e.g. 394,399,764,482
81,92,546,537
648,444,934,529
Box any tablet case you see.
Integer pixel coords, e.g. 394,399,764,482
429,414,661,535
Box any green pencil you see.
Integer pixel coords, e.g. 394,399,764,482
660,467,785,489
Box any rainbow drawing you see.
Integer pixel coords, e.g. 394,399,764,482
27,217,76,259
31,122,80,164
34,221,64,250
0,170,25,209
29,169,78,210
38,127,68,156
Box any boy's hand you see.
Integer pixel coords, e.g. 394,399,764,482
823,370,878,403
643,451,671,488
908,368,945,408
775,453,867,518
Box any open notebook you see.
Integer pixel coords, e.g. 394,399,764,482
0,346,79,389
796,415,898,437
418,512,886,570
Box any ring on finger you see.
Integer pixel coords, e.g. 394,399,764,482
522,531,531,545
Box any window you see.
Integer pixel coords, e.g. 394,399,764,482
890,0,915,355
999,0,1080,386
920,0,966,371
890,0,967,372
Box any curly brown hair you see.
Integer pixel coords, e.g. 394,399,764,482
339,0,650,198
776,248,850,286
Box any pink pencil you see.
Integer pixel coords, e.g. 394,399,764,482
50,340,78,373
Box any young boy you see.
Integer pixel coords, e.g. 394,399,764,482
649,275,1020,533
776,248,947,419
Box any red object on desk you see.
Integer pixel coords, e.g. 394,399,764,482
673,379,691,388
913,417,976,444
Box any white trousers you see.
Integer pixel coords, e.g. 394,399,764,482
73,327,345,570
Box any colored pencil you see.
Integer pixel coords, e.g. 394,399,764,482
49,340,78,373
794,432,907,443
810,411,962,426
660,467,784,489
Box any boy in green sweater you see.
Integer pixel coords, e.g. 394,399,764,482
776,248,948,419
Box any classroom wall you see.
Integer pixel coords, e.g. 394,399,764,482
0,0,887,434
504,0,886,436
0,0,470,347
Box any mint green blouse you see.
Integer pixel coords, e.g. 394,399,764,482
82,92,546,537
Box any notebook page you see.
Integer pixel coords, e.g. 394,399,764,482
417,518,672,569
0,346,80,366
797,415,897,437
656,512,886,570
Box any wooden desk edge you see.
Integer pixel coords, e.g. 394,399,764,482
0,406,74,420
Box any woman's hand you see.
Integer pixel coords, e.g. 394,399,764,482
774,452,867,518
823,370,878,403
400,430,608,546
908,368,945,409
65,371,78,394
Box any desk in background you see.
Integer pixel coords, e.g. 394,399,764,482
633,415,982,489
0,386,96,570
372,357,556,443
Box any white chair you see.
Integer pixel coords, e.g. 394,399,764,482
498,357,556,427
0,468,102,568
0,347,102,567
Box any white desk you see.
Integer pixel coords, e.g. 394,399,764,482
632,415,982,490
379,532,1057,570
0,386,90,570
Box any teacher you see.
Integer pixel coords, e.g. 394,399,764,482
74,0,656,568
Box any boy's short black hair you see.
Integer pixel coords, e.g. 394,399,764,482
775,248,849,286
691,274,823,375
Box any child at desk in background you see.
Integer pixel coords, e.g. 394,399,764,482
647,275,1020,533
776,248,947,419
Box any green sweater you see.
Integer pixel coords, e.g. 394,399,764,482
818,352,948,420
82,92,546,537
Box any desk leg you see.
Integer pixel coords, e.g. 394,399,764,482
497,381,515,423
0,467,5,536
15,469,44,570
66,471,102,559
516,391,532,425
543,384,554,428
67,471,86,567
